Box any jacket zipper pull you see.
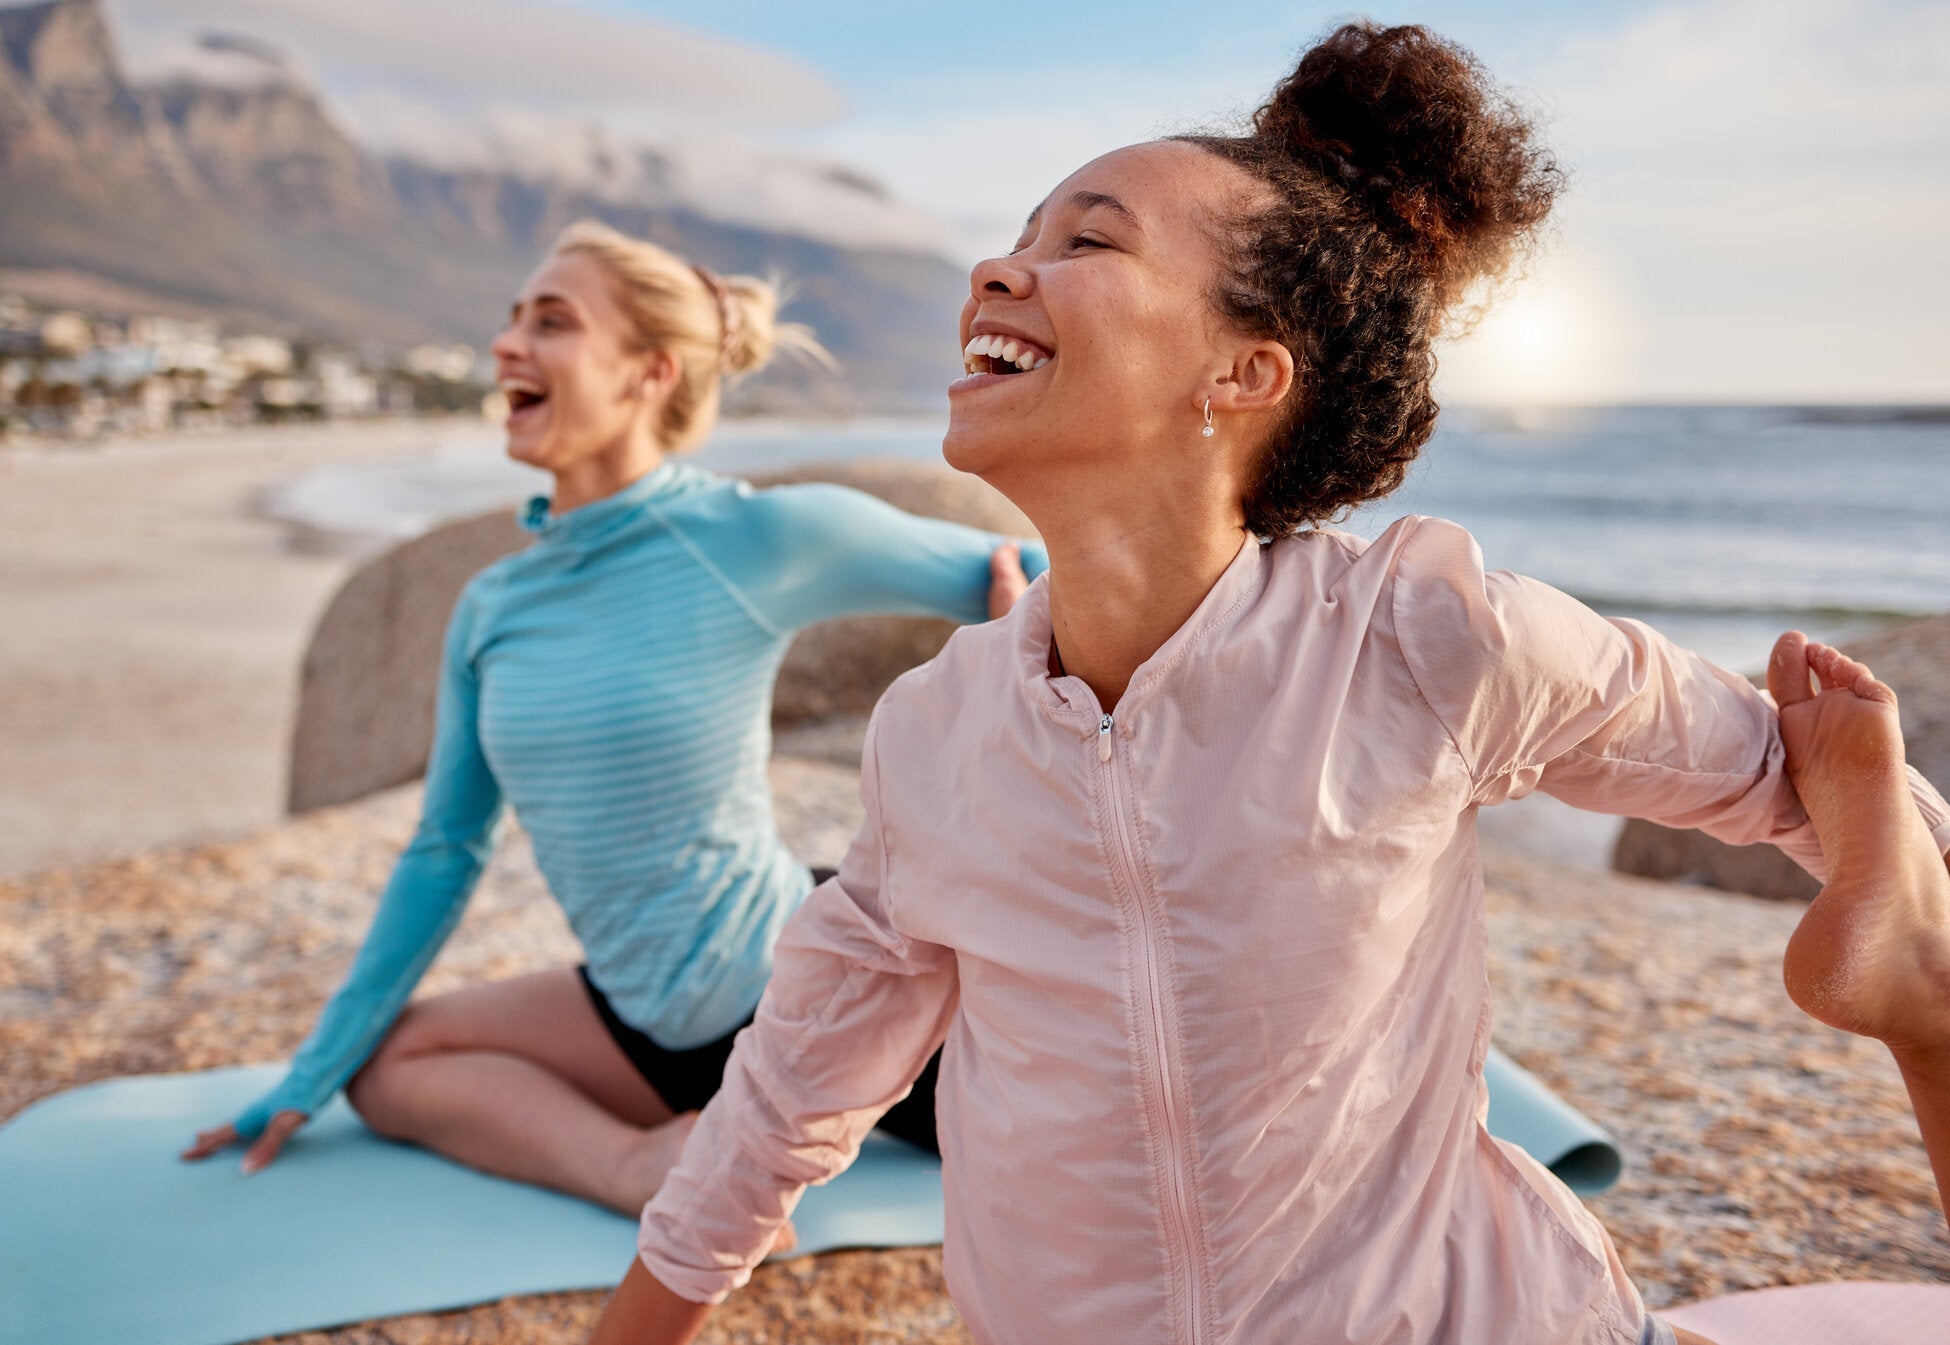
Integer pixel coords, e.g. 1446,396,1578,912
1097,713,1114,762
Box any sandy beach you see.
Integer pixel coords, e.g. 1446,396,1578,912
3,423,1947,1342
0,422,507,878
4,753,1944,1343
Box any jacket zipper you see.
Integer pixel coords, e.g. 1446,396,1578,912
1097,711,1205,1342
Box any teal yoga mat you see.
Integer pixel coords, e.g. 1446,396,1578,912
0,1051,1618,1345
1483,1047,1624,1196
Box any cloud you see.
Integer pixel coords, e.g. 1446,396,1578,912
1518,0,1950,399
121,29,317,90
105,0,848,129
326,93,957,254
805,61,1280,261
99,0,952,256
800,0,1950,399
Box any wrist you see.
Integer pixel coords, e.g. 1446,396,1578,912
589,1257,713,1345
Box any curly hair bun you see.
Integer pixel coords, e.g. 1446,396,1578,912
1254,21,1559,303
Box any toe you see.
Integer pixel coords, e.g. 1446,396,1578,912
1769,630,1814,708
1856,671,1899,707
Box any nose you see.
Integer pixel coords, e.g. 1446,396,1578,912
969,251,1033,301
489,321,524,364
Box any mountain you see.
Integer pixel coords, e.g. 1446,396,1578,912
0,0,968,408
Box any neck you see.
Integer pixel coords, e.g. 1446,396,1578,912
548,433,667,515
1010,459,1249,711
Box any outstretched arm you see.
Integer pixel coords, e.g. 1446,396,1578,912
694,480,1046,631
591,708,956,1336
1388,517,1950,870
183,589,505,1170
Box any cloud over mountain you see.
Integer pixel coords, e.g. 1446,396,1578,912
0,0,971,407
108,0,848,130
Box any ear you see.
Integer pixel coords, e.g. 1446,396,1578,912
632,348,682,401
1207,340,1294,416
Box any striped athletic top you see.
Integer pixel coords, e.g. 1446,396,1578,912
235,460,1045,1136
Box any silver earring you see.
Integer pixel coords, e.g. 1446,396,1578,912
1201,397,1215,438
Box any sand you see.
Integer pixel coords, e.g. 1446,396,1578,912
0,422,502,878
4,752,1945,1343
3,428,1947,1340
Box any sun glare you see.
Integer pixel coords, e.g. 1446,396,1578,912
1435,251,1640,407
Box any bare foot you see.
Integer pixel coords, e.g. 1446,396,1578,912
608,1111,700,1216
988,542,1029,619
1768,632,1950,1052
607,1111,798,1255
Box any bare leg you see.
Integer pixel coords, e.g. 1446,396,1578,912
1767,632,1950,1209
345,969,702,1218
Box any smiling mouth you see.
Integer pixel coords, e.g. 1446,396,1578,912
500,379,549,417
962,333,1052,377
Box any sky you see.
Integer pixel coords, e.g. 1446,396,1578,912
103,0,1950,404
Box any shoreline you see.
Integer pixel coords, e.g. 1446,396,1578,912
0,419,1926,879
0,422,485,877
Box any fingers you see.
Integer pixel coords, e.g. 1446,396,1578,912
1768,630,1814,708
239,1109,307,1175
987,542,1029,620
180,1123,240,1162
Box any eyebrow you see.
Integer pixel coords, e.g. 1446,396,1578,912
508,291,575,321
1022,189,1145,234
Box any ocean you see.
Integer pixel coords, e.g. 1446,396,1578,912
255,404,1948,869
261,404,1950,680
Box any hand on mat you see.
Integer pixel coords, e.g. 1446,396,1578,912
180,1109,308,1174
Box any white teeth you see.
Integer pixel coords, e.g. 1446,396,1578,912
960,334,1052,373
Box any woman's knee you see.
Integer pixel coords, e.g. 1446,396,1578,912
344,1002,445,1129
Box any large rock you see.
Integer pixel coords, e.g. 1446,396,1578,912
286,458,1033,814
1611,613,1950,900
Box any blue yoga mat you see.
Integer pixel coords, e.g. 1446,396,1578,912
1484,1048,1624,1196
0,1050,1618,1345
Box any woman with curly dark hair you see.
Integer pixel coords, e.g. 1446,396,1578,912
593,21,1950,1345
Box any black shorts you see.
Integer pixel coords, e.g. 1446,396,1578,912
579,868,942,1154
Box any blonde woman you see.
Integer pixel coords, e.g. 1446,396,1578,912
182,222,1039,1215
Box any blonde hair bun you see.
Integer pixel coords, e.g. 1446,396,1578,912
548,220,833,447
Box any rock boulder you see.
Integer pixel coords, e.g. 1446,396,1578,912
287,458,1034,814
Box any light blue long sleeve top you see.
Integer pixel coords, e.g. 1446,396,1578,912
235,460,1046,1136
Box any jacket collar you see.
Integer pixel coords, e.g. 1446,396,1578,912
1019,531,1270,720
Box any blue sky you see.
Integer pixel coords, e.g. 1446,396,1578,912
107,1,1950,403
599,0,1950,404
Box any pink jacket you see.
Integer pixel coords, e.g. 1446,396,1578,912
638,516,1950,1345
